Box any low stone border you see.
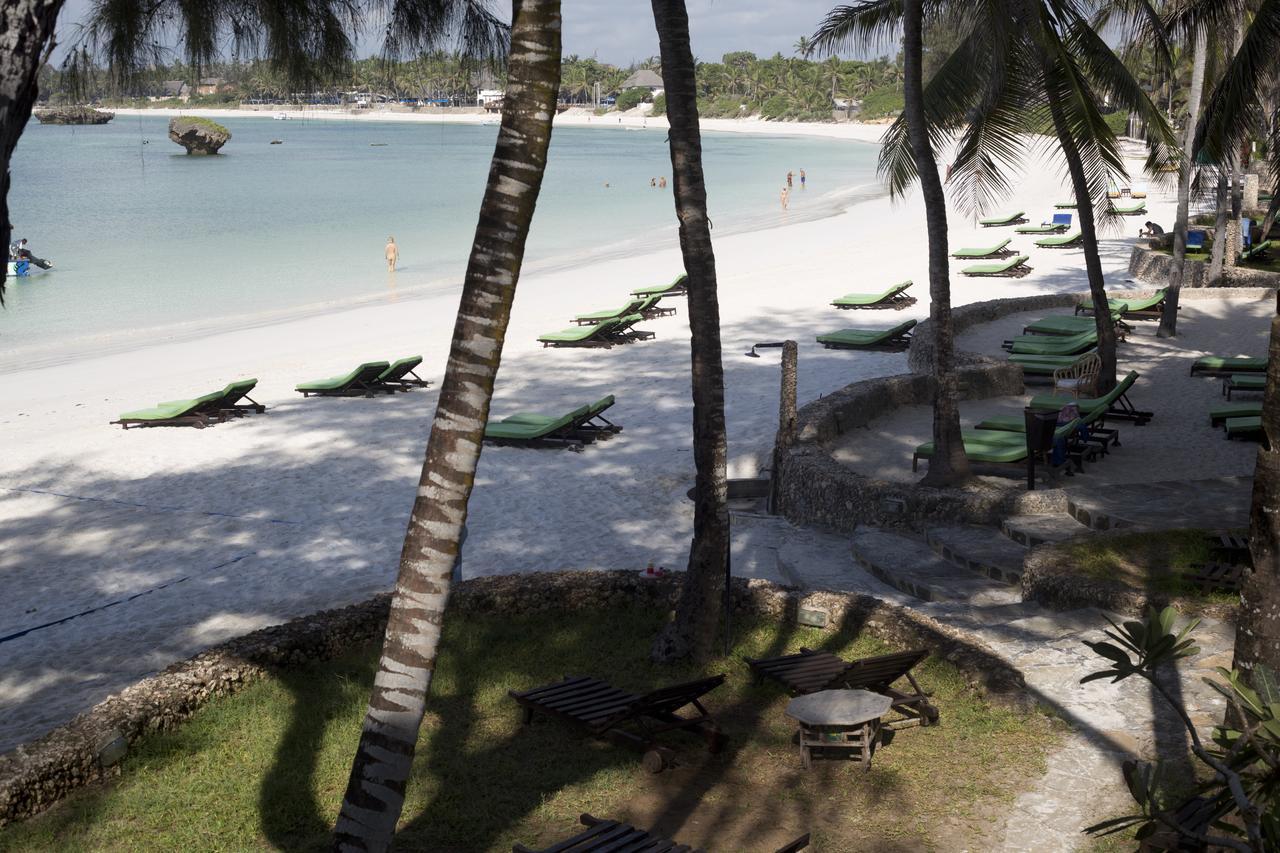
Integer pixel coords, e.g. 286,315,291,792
1129,245,1280,289
0,570,1031,828
1021,534,1237,621
908,292,1085,375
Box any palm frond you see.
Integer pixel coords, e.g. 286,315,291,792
1195,0,1280,166
810,1,902,56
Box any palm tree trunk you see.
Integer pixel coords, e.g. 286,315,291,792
1159,31,1208,338
0,0,63,307
1227,149,1244,267
1210,168,1230,280
1234,312,1280,679
331,2,561,848
647,0,731,664
903,0,968,487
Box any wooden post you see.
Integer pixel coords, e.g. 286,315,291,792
769,340,799,513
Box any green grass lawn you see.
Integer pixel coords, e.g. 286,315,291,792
0,608,1062,852
1058,529,1239,608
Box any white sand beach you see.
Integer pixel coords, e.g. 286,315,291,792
0,125,1188,751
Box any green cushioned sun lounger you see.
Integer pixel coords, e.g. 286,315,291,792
296,360,392,397
969,420,1084,442
1009,352,1094,375
951,240,1012,259
1035,232,1082,248
538,319,619,348
1111,201,1147,215
1211,402,1262,427
1225,416,1263,440
1022,313,1123,336
377,356,430,390
979,211,1026,227
631,273,689,298
1029,371,1152,425
830,280,915,309
1076,289,1165,319
484,410,581,443
574,298,645,325
113,394,222,429
1226,374,1266,398
1006,330,1096,356
636,294,676,318
1013,223,1066,234
961,255,1031,277
1190,356,1268,376
1242,240,1274,263
1054,201,1077,209
913,439,1027,469
816,319,917,350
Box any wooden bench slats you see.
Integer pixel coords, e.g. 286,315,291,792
515,675,601,701
543,686,639,715
1182,562,1247,593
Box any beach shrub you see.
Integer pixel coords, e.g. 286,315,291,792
1103,110,1128,137
858,86,904,119
615,88,646,111
176,115,231,135
759,94,791,120
650,93,666,116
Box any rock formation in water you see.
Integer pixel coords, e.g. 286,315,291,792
168,116,231,155
34,106,114,125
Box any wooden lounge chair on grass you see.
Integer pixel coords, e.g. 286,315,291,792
960,254,1031,277
1035,231,1083,248
951,239,1013,259
1111,200,1147,215
513,814,810,853
376,356,431,391
1002,329,1097,356
830,280,916,310
538,319,619,348
1224,373,1265,400
1225,415,1263,440
1210,401,1262,427
745,648,939,729
1029,370,1151,426
1076,289,1167,320
631,272,688,298
979,210,1027,227
509,674,727,773
816,319,916,350
295,360,393,397
1190,356,1268,376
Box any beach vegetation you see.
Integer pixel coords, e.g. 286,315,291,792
0,608,1060,852
650,92,665,115
614,87,647,111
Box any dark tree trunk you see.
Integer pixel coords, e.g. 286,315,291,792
1044,89,1119,392
648,0,731,664
1210,168,1230,280
332,1,561,848
1160,31,1208,339
903,0,969,487
0,0,64,307
1235,312,1280,678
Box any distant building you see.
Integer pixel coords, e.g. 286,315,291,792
152,80,190,102
196,77,228,95
620,69,664,94
476,89,503,108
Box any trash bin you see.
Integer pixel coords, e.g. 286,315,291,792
1023,408,1060,489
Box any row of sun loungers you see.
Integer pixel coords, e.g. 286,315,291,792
538,274,687,348
1194,355,1271,440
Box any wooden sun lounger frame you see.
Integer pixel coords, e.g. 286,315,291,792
817,322,916,351
297,364,396,398
513,814,811,853
510,674,727,772
960,256,1033,278
744,648,939,730
831,283,918,311
112,410,226,430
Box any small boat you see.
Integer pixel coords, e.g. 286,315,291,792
369,142,388,147
270,139,283,145
7,259,50,277
274,113,290,120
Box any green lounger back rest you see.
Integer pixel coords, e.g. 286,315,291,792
1010,330,1097,355
576,299,644,322
979,211,1024,225
635,296,663,312
963,255,1028,274
588,395,616,416
1030,371,1139,411
1211,403,1263,423
952,240,1010,257
539,319,617,342
380,356,424,381
1193,356,1268,372
219,379,259,400
632,273,688,296
1036,232,1081,246
485,406,587,440
118,398,208,421
818,319,916,345
296,361,391,391
832,281,912,305
1225,416,1263,435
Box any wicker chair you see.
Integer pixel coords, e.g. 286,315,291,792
1052,352,1101,398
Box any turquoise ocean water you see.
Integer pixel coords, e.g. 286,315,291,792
1,115,880,364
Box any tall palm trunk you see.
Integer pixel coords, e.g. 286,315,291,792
1210,168,1230,279
1234,312,1280,678
1159,30,1208,338
332,2,561,848
903,0,968,487
648,0,731,664
0,0,63,307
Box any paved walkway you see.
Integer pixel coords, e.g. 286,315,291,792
730,511,1234,852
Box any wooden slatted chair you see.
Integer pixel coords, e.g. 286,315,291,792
509,674,726,772
745,648,939,729
513,813,811,853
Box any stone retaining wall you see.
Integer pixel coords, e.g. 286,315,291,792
1129,246,1280,289
0,570,1030,828
1022,536,1237,621
907,292,1084,375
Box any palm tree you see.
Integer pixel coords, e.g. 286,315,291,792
1195,0,1280,679
0,0,64,306
813,2,971,487
647,0,731,664
794,35,813,57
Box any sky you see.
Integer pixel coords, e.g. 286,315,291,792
52,0,879,67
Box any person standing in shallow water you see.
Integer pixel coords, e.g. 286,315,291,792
786,170,793,188
799,169,806,189
385,236,399,272
780,186,789,210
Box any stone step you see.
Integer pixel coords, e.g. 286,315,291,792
1063,476,1251,532
850,528,1016,604
1001,513,1090,548
925,525,1029,585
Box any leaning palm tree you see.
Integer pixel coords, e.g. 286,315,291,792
812,1,971,486
1195,0,1280,679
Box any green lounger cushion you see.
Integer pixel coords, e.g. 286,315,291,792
1210,402,1263,426
1023,314,1121,336
631,273,688,297
379,356,423,381
1225,416,1263,438
498,404,591,428
1035,232,1082,247
1008,330,1097,355
914,440,1027,465
1243,241,1274,262
830,281,912,307
1077,290,1164,314
117,395,217,422
484,408,583,440
538,320,617,344
979,211,1025,226
574,299,644,323
1029,371,1140,412
587,394,615,416
296,361,391,392
1013,224,1063,234
973,417,1088,438
816,319,916,348
1054,202,1077,209
1229,374,1266,390
1192,356,1268,374
961,255,1029,276
951,240,1010,259
1009,353,1094,375
1112,202,1147,214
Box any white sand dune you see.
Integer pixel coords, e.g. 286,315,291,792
0,128,1179,752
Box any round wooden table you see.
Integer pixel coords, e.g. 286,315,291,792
785,689,893,770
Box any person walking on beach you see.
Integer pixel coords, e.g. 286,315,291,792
780,186,790,210
786,170,794,188
799,169,806,189
385,236,399,272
